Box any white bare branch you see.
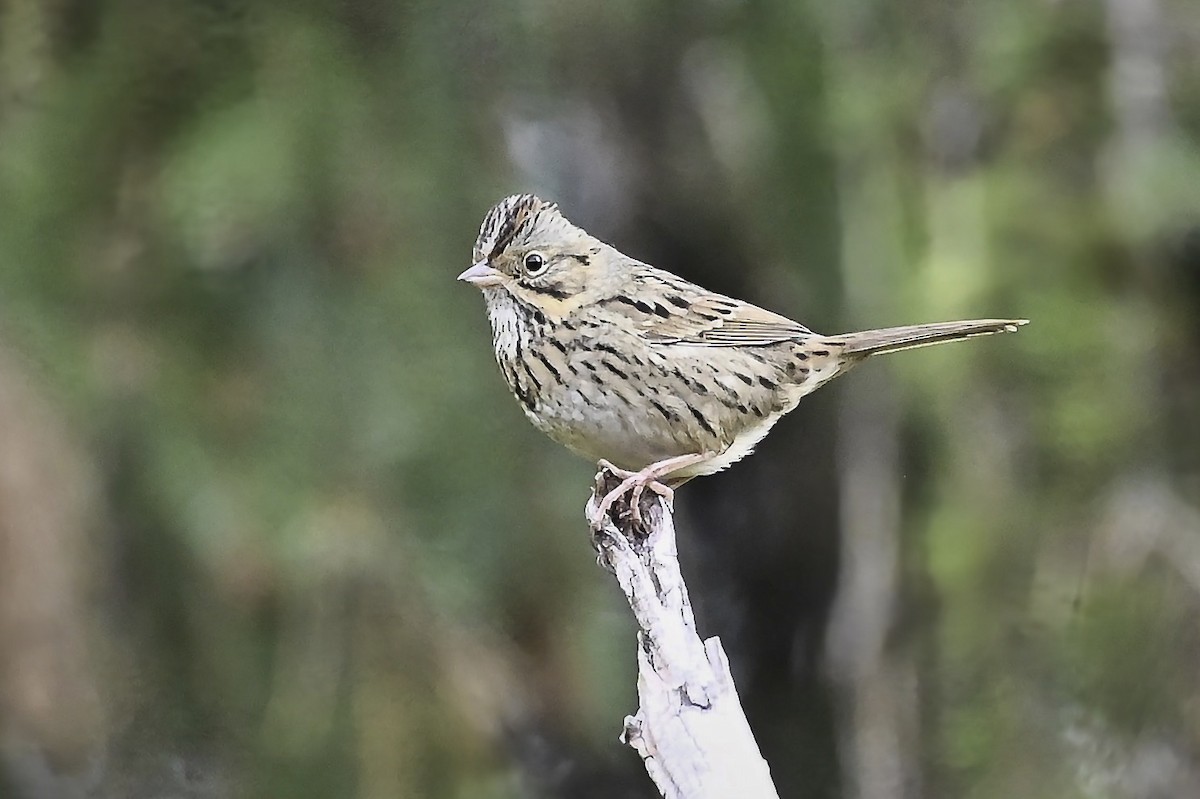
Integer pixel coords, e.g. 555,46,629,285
586,467,779,799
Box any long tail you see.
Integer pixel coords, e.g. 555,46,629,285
829,318,1028,358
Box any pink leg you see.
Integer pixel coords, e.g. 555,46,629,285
593,453,711,526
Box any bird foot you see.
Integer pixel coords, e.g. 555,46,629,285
593,460,675,530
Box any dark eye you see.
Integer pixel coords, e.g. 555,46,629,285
523,252,547,275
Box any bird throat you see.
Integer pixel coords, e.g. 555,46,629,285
481,287,544,414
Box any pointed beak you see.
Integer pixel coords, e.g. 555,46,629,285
457,261,503,287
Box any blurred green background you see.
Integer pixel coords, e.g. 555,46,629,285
1,1,1199,797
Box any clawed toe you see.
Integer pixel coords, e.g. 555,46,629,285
593,475,637,526
628,480,673,525
596,459,637,482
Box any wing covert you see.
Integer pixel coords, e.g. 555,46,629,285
624,270,811,347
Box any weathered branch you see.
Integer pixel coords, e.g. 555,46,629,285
586,466,779,799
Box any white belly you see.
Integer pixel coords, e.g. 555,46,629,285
527,387,698,470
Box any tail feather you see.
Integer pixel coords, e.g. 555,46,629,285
831,318,1028,358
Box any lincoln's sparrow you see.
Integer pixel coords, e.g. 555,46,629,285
460,194,1026,520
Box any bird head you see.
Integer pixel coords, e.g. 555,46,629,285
458,194,610,307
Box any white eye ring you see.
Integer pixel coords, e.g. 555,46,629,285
523,251,548,275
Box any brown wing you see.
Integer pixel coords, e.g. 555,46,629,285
623,267,811,347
